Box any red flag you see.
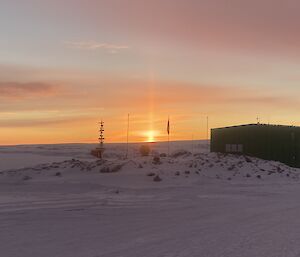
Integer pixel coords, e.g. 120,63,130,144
167,118,170,135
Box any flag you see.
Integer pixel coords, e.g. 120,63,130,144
167,118,170,135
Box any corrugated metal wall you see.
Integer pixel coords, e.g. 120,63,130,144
211,124,300,168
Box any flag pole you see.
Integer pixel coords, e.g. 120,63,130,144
126,113,130,158
168,132,170,157
167,116,170,157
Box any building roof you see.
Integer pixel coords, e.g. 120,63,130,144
212,123,300,130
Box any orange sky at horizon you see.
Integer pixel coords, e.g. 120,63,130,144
1,0,300,145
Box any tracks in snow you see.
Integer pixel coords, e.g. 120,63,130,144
0,193,171,213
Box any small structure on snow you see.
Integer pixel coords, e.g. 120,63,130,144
211,123,300,168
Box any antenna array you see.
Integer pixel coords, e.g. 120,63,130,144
99,120,105,149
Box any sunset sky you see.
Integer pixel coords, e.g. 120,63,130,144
1,0,300,145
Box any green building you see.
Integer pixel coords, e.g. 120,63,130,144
211,124,300,168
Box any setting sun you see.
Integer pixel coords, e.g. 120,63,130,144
145,130,156,143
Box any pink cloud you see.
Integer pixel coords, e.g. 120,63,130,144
63,0,300,56
0,82,61,99
64,41,129,53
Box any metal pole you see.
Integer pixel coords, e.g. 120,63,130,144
206,116,209,150
192,134,194,153
126,113,129,158
168,133,170,156
168,116,170,157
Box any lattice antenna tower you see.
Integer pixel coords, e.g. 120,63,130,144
99,120,105,149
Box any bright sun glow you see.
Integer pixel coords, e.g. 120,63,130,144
145,131,156,142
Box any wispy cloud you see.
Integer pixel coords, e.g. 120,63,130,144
0,110,96,128
0,82,60,99
64,41,129,53
60,0,300,57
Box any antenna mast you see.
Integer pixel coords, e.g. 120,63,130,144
99,120,105,150
91,119,105,159
206,116,209,150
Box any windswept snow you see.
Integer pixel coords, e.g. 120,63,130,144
1,141,300,257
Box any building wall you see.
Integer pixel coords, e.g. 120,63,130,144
211,124,300,168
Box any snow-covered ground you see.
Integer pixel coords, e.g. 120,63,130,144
1,141,300,257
